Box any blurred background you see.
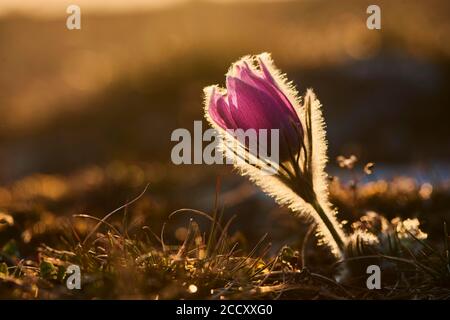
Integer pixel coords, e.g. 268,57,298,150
0,0,449,256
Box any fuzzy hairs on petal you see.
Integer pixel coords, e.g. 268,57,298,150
204,65,346,257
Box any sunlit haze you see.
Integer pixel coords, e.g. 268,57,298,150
0,0,280,17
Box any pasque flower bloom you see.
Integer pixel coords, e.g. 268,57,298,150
204,53,347,258
203,53,429,264
206,55,303,163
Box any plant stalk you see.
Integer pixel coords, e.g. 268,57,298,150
310,198,346,258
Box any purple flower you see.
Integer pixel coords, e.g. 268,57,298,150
205,54,303,162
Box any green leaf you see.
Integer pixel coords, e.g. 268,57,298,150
40,261,57,280
57,265,67,282
2,240,19,258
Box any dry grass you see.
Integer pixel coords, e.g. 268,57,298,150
0,164,449,299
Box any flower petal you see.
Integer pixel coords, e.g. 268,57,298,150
208,87,237,130
237,61,300,126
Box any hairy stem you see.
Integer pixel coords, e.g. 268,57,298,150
310,198,346,257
